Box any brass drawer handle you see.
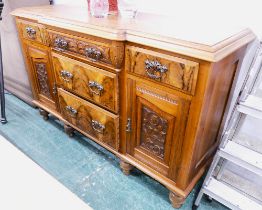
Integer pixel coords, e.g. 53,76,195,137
25,26,36,39
60,70,73,82
88,81,104,96
126,118,131,132
91,120,105,134
145,59,168,80
52,83,57,95
65,105,77,117
54,37,68,51
85,47,102,61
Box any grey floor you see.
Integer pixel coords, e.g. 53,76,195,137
0,93,228,210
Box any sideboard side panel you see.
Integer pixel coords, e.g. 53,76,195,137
181,45,247,190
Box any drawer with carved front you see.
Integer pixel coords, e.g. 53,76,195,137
17,19,48,45
58,88,119,151
125,45,199,95
48,30,124,71
52,52,119,113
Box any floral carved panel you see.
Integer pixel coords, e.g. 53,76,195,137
140,105,168,159
35,63,51,98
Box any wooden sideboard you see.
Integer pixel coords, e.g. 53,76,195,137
11,5,255,208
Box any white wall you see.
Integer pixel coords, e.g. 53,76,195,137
54,0,262,37
1,0,50,104
54,0,86,6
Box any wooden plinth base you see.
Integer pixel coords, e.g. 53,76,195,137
120,160,133,175
39,108,49,120
64,124,74,137
169,191,185,208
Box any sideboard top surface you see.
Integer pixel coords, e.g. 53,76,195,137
11,5,256,62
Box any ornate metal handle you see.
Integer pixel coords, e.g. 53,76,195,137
145,59,168,80
85,47,102,61
25,26,36,39
88,81,104,96
126,118,131,132
91,120,105,134
52,83,57,95
60,70,73,82
54,37,68,51
65,106,77,117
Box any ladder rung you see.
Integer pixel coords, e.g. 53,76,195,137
219,141,262,176
237,95,262,119
204,178,262,210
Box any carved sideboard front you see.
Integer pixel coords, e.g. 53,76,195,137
12,5,255,208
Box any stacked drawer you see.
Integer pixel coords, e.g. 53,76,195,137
125,45,199,95
52,53,119,113
48,30,124,70
48,29,123,151
58,88,119,150
17,19,49,45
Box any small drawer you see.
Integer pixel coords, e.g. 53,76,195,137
126,45,199,95
58,88,119,151
17,19,47,45
48,30,124,70
52,53,118,113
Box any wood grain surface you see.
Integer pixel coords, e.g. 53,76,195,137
48,29,124,70
58,88,119,151
22,40,57,111
12,7,254,208
17,18,49,45
11,5,256,61
125,45,199,95
126,79,190,178
52,52,119,113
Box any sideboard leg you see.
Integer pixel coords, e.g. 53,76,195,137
169,191,185,208
39,108,49,120
64,124,74,137
120,160,133,175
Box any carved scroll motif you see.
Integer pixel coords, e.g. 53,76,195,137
140,106,168,159
35,63,51,98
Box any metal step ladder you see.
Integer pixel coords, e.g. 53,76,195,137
193,42,262,210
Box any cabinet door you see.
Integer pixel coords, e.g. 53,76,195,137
126,79,190,178
24,41,57,110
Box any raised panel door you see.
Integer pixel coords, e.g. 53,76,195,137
126,79,190,178
24,41,57,110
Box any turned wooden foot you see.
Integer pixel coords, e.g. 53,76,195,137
39,108,49,120
169,191,185,208
120,160,133,175
64,124,74,137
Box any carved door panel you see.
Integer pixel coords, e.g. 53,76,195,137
126,79,190,178
24,41,57,110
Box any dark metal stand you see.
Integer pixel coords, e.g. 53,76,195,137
0,0,7,124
